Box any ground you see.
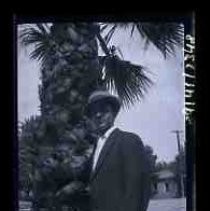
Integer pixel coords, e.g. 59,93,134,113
147,198,186,211
19,198,186,211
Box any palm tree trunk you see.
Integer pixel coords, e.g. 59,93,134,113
40,23,101,128
35,23,102,209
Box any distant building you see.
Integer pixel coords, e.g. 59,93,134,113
151,169,178,199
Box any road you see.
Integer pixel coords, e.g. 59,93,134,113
147,198,186,211
20,198,186,211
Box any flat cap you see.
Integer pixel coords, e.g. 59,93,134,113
86,90,121,115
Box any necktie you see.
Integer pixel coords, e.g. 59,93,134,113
86,137,98,180
90,141,97,169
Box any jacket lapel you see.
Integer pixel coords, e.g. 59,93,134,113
90,128,119,181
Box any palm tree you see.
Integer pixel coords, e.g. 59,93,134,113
19,22,183,210
19,23,183,108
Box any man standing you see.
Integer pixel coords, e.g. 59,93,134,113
85,90,151,211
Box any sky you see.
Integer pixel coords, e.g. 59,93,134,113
18,24,185,163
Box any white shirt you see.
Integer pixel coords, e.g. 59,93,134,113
92,126,117,171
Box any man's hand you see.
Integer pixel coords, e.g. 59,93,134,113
55,181,85,198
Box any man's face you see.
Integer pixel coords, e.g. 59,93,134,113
86,101,115,136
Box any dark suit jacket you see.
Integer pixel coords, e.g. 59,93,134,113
89,128,151,211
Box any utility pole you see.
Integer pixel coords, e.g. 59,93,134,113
171,130,185,198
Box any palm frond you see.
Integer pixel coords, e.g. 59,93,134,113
116,47,124,59
102,56,153,108
99,23,109,33
100,23,131,45
36,23,51,34
19,24,53,63
104,24,117,45
130,23,136,37
111,23,131,30
135,23,184,58
100,22,184,58
19,24,50,46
